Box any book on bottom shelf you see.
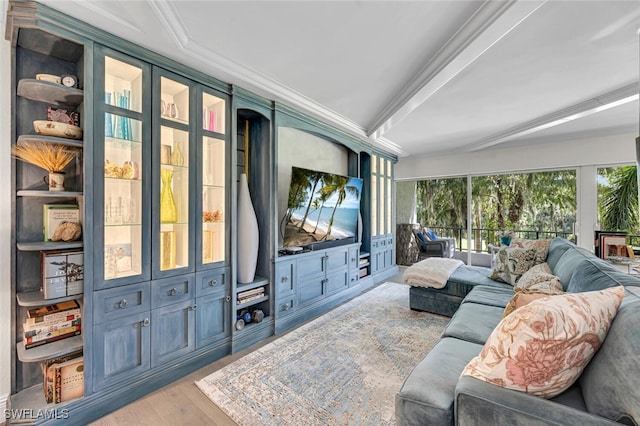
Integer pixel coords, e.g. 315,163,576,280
42,350,83,404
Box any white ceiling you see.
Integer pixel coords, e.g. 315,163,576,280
28,0,640,158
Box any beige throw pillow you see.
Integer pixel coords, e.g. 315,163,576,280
510,238,552,265
462,286,625,398
515,262,563,293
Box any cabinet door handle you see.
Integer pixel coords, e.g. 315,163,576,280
118,299,128,308
169,288,178,296
225,295,231,302
282,302,291,311
208,279,217,287
189,304,197,311
142,318,150,327
281,276,289,283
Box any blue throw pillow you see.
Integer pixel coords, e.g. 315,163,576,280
416,232,427,244
424,228,438,240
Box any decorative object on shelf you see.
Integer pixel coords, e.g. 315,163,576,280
51,222,82,242
160,230,176,270
237,173,259,284
11,141,79,190
35,73,61,84
160,144,172,165
104,244,132,279
202,210,222,222
33,120,82,140
47,107,80,126
496,230,515,246
44,171,65,191
235,319,245,330
105,96,113,137
203,230,215,263
60,74,78,88
160,169,178,223
171,141,184,166
251,309,264,323
43,203,80,240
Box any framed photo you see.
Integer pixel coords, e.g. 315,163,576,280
160,145,172,164
594,231,627,258
600,235,628,260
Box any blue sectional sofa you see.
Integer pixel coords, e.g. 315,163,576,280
397,238,640,426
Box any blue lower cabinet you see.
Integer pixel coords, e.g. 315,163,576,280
325,270,348,296
151,299,196,367
196,291,230,349
93,311,151,391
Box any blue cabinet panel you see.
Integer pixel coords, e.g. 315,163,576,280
93,282,151,324
195,267,229,298
151,274,195,308
151,299,195,367
195,291,229,349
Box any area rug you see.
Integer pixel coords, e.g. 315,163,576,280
195,282,449,425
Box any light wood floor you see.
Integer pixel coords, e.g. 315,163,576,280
90,268,406,425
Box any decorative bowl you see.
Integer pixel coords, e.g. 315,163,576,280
35,73,61,84
33,120,82,140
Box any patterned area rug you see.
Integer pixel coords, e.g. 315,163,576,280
195,282,449,425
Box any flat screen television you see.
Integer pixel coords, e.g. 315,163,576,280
283,166,363,250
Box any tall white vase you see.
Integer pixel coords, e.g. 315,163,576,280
237,173,259,284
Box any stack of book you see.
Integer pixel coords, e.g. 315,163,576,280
23,300,82,350
42,350,84,403
237,287,265,305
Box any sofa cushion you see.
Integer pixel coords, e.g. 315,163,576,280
552,247,595,289
546,237,576,270
441,302,505,345
567,257,640,293
396,337,483,426
462,286,515,308
446,265,511,298
461,286,625,398
490,247,538,285
579,287,640,425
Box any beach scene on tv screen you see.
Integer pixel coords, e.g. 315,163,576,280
283,167,362,248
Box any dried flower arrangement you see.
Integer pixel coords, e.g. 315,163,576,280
11,141,79,173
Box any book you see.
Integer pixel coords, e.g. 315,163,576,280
43,204,80,241
24,316,81,337
41,250,84,299
55,356,84,403
42,350,82,403
24,323,81,348
237,286,265,299
237,292,265,305
27,300,80,320
25,307,81,328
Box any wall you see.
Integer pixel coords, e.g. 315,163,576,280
1,17,11,415
395,132,637,252
276,127,348,247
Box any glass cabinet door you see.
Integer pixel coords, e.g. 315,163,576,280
371,155,379,238
199,91,227,266
96,47,151,288
154,70,195,276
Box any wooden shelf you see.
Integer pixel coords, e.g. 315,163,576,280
236,276,269,292
17,290,83,307
17,79,83,107
17,189,83,198
17,241,83,251
17,335,83,363
18,134,84,148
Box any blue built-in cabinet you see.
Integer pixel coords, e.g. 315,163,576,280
6,2,397,424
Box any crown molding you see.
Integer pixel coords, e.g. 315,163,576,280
368,0,547,140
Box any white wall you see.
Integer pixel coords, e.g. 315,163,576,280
1,17,12,415
395,132,638,252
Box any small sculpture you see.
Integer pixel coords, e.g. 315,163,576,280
51,221,82,242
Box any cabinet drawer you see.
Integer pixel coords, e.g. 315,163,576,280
152,274,195,308
326,270,348,296
195,268,229,297
93,282,151,324
275,296,295,318
297,278,325,306
274,261,295,297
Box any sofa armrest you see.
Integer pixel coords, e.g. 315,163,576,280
455,376,619,426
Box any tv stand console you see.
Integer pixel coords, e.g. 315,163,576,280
274,243,372,334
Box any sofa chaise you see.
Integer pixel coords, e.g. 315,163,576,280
397,237,640,425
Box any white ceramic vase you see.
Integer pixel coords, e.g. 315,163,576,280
237,173,259,284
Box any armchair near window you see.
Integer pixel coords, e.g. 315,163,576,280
412,226,455,258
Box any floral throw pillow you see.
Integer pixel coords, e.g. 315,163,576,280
515,262,563,293
462,286,625,398
510,238,552,265
490,247,537,285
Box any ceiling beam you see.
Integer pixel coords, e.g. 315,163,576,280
465,83,640,152
368,0,547,142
